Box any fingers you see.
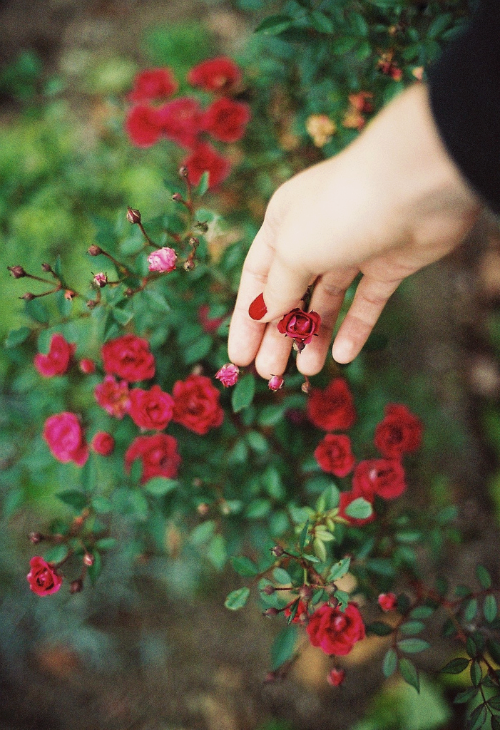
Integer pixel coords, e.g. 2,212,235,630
331,274,403,363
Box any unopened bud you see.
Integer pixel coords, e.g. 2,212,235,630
325,583,338,596
301,380,311,394
8,265,26,278
183,259,195,271
328,596,340,609
70,579,84,594
64,290,75,300
197,503,209,515
178,166,188,178
83,553,94,567
261,584,275,596
327,667,346,687
188,237,199,248
41,263,52,273
29,532,43,544
299,584,313,601
172,193,183,202
124,287,134,297
93,272,108,288
126,207,141,224
20,292,35,301
86,299,97,309
264,671,278,684
268,375,285,391
270,545,284,557
263,607,279,617
88,245,102,257
79,358,96,374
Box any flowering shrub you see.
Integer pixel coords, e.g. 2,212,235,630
4,3,500,727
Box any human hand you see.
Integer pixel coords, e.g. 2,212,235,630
228,83,482,379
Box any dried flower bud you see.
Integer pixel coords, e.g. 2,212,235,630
86,299,97,309
195,220,209,232
41,263,52,273
29,532,43,544
270,545,284,557
178,166,188,178
93,272,108,288
64,290,75,300
83,553,94,567
172,193,183,203
88,245,102,257
325,583,338,596
20,292,35,301
301,379,311,394
188,237,199,248
126,207,141,224
70,579,84,594
263,607,279,617
183,259,195,271
8,265,26,279
197,503,209,515
268,375,285,391
299,584,313,601
328,596,340,609
261,584,275,596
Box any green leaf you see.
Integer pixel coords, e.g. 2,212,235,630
470,660,482,686
25,298,50,324
271,625,298,670
382,648,398,678
4,327,31,348
195,171,210,197
440,657,470,674
190,520,215,545
399,657,420,692
57,490,88,511
465,598,478,622
183,334,212,365
328,557,351,582
397,638,430,654
485,594,498,623
91,496,112,514
427,12,452,39
468,704,487,730
476,564,492,589
345,497,372,520
246,498,271,519
273,567,291,585
225,587,250,611
246,430,268,453
87,549,102,585
313,537,327,563
335,590,349,610
453,687,478,704
410,606,435,619
43,544,69,564
112,306,134,326
95,537,117,550
232,373,256,413
488,696,500,711
231,556,259,577
207,533,226,570
299,520,309,551
367,621,393,637
308,10,333,33
491,715,500,730
144,477,178,497
255,14,294,35
400,621,425,636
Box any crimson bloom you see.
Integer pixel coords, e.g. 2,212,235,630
378,593,398,612
95,375,130,418
314,434,355,477
34,333,75,377
128,67,178,103
124,104,162,148
128,385,175,430
125,433,181,483
156,97,203,148
183,142,231,188
307,603,365,656
327,668,346,687
374,404,423,458
43,412,88,466
91,431,115,456
27,556,63,596
307,378,356,431
352,458,406,500
187,56,241,93
202,97,251,142
172,374,224,435
277,308,321,351
101,334,155,382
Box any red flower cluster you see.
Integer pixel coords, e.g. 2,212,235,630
125,57,250,188
34,333,75,377
307,603,365,656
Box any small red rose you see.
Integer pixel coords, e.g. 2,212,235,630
277,308,321,351
307,603,366,656
378,593,398,612
34,333,75,377
314,434,355,477
125,433,181,483
374,404,423,458
128,67,178,103
307,378,356,431
187,56,241,93
172,374,224,435
101,334,155,382
156,97,203,148
43,412,88,466
327,668,346,687
95,375,130,418
352,458,406,500
124,104,163,148
128,385,175,430
183,142,231,188
91,431,115,456
202,97,251,143
27,556,63,596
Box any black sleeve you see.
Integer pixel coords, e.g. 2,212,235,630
428,0,500,213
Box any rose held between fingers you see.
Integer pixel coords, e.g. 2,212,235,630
277,308,321,350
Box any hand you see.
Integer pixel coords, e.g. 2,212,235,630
228,83,482,379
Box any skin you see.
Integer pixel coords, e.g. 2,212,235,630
228,83,483,379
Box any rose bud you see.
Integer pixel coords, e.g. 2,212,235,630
70,579,84,594
8,265,27,278
126,207,141,224
378,592,398,612
29,532,44,544
147,247,177,273
261,584,275,596
79,358,96,374
268,375,284,391
88,245,102,256
263,607,279,617
41,263,53,273
215,363,239,387
270,545,284,557
93,272,108,288
171,193,183,202
20,292,35,301
327,668,346,687
83,553,94,567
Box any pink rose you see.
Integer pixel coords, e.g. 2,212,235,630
128,385,175,430
95,375,130,418
91,432,115,456
27,556,63,596
147,247,177,273
125,433,181,483
43,412,88,466
101,334,155,382
215,364,239,387
307,603,365,656
34,334,75,377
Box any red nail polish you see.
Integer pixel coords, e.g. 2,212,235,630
249,293,267,320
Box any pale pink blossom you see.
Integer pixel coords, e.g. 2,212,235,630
215,363,239,387
147,247,177,273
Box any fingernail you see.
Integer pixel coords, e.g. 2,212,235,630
249,293,267,320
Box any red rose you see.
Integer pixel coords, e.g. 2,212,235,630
198,304,225,333
187,56,241,93
352,458,406,500
101,334,155,382
128,67,178,103
91,431,115,456
43,412,88,466
338,491,375,526
172,374,224,435
27,556,63,596
124,105,162,148
307,378,356,431
327,668,346,687
202,97,251,143
314,434,355,477
94,375,130,418
374,404,422,458
183,142,231,188
284,599,309,624
125,433,181,483
156,97,203,148
79,358,96,374
378,592,397,612
277,308,321,350
307,603,365,656
128,385,175,430
34,333,75,377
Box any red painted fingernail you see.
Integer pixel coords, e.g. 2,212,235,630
248,293,267,320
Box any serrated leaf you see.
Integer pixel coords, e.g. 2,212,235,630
345,497,372,520
112,306,134,326
43,544,69,563
309,10,333,33
231,373,256,413
91,496,112,514
87,549,102,585
4,327,31,348
25,298,50,324
454,687,478,704
440,657,470,674
485,594,498,623
476,564,492,589
313,537,327,562
328,557,351,582
231,556,259,577
271,625,297,670
225,587,250,610
183,333,212,365
143,477,178,497
299,520,309,551
410,606,435,619
397,638,430,654
335,590,349,610
207,534,227,570
57,490,88,511
382,648,398,678
468,704,487,730
491,715,500,730
488,696,500,711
